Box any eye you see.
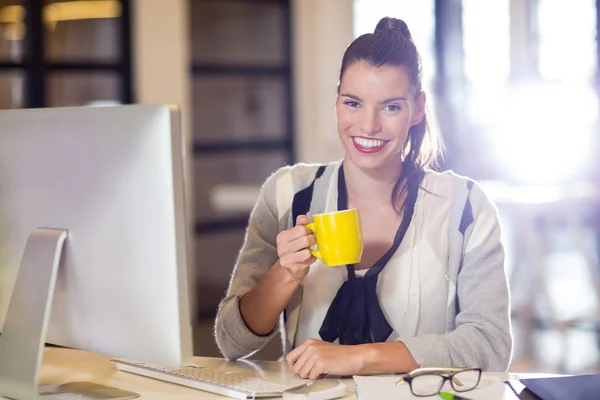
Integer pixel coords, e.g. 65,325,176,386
344,101,360,108
383,104,402,112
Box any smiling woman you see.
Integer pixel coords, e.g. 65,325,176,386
214,17,513,380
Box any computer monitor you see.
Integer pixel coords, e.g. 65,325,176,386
0,104,193,399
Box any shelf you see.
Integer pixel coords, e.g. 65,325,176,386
192,64,289,76
193,0,288,5
190,0,294,238
45,62,124,72
195,215,250,235
193,139,291,154
0,62,24,69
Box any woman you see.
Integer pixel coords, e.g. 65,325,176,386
214,17,512,379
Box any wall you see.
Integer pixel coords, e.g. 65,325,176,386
131,0,196,310
132,0,191,124
291,0,353,164
131,0,191,194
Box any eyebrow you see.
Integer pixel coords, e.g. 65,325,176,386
340,93,408,103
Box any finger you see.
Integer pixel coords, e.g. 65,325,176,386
308,360,326,380
296,215,309,226
277,225,310,250
286,340,310,366
303,233,317,247
286,234,315,254
286,350,299,368
298,354,316,379
292,346,314,376
280,249,314,268
286,346,306,369
289,340,314,372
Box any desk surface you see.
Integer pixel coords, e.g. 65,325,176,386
36,347,348,399
7,347,551,399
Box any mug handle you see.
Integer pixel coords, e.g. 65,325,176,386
305,223,322,259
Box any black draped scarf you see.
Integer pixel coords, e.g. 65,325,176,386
318,165,420,345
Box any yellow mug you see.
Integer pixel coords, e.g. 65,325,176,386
306,209,363,266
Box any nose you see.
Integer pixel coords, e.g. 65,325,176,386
359,109,382,136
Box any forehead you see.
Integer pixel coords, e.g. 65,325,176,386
340,61,413,98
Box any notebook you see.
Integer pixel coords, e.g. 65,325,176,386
518,374,600,400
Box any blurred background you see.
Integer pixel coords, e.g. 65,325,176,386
1,0,599,375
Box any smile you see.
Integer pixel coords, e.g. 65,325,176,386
351,136,390,154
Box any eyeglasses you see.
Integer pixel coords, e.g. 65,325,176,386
395,367,482,397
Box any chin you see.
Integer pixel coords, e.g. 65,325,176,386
346,149,400,174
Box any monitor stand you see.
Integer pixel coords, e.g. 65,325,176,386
0,228,139,400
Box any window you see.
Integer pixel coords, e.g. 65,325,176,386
538,0,596,83
0,0,132,109
462,0,598,183
462,0,510,125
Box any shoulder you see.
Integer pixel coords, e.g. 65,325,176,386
422,169,493,201
420,169,499,219
421,169,474,194
257,161,340,214
262,160,340,194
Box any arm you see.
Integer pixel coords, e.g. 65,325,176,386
361,342,418,372
399,182,513,371
238,261,301,336
214,170,316,359
213,171,283,360
286,340,418,379
237,215,316,337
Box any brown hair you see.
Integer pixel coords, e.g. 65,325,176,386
339,17,442,213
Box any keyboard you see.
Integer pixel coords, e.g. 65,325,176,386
111,358,307,399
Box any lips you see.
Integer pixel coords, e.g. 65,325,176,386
351,136,390,154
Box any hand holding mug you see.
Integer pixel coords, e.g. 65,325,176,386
276,215,317,281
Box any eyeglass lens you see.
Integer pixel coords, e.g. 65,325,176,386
410,370,481,396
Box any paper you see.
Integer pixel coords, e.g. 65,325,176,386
353,373,518,400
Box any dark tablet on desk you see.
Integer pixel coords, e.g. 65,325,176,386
515,374,600,400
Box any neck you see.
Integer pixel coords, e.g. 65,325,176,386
342,159,402,206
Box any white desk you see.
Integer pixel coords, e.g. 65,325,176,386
6,347,552,399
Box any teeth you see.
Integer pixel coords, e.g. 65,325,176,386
353,137,387,148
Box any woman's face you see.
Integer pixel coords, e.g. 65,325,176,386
335,61,425,175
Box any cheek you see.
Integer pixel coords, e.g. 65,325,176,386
383,114,411,134
336,107,354,131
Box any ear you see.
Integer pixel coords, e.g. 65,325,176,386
410,91,426,126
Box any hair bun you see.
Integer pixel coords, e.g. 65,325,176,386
374,17,412,39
